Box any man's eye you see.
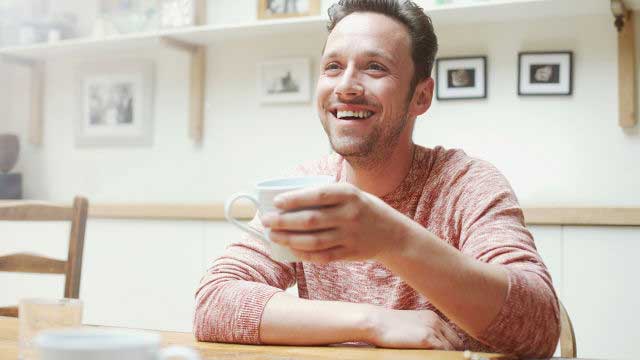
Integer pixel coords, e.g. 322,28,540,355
368,63,386,72
324,63,341,71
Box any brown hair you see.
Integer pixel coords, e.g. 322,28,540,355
326,0,438,91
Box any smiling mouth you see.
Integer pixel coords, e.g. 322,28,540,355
331,110,375,120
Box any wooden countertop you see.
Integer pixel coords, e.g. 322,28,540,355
89,203,640,226
3,201,640,226
0,316,509,360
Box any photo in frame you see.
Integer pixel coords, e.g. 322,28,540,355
435,56,487,100
257,58,311,104
76,61,154,146
257,0,321,19
518,51,573,96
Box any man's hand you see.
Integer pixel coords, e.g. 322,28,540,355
261,183,413,264
366,308,464,350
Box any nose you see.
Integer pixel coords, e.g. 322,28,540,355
334,65,363,99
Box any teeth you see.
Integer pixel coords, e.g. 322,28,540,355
336,110,373,119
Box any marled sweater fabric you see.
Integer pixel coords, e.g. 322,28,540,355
194,145,560,358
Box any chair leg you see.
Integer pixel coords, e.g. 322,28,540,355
559,301,577,358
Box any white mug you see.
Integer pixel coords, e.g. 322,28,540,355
34,327,200,360
224,176,335,262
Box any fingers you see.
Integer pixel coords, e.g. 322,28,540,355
421,333,454,351
419,311,463,351
439,323,464,350
263,205,347,231
273,184,359,211
270,229,341,251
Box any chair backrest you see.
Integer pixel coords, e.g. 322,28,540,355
0,196,88,317
559,300,577,358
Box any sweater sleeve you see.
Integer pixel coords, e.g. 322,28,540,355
193,217,296,344
456,160,560,358
194,158,338,344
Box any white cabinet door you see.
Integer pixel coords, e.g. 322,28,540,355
80,219,205,332
528,225,564,357
529,225,564,297
564,226,640,360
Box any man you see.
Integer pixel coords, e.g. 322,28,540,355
194,1,560,358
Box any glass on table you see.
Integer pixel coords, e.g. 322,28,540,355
18,298,83,360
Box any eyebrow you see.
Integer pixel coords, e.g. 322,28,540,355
322,49,396,65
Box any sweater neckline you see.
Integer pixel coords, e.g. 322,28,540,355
334,145,431,206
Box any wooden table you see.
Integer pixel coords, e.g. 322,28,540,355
0,316,510,360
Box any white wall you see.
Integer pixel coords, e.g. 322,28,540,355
1,12,638,205
0,63,7,130
2,33,330,202
424,14,640,206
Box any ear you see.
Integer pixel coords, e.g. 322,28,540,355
408,77,434,118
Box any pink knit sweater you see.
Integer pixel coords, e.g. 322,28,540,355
194,145,560,358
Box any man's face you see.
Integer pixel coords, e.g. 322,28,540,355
317,12,417,159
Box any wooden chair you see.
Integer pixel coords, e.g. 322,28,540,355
0,197,88,317
559,300,577,358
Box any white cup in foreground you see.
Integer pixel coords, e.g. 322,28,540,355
34,327,200,360
224,175,335,263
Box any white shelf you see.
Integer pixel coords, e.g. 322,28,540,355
0,0,609,61
0,16,327,60
0,17,317,59
428,0,608,27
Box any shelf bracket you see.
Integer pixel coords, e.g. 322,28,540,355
1,55,44,145
160,37,206,144
618,9,637,128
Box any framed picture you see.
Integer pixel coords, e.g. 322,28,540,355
518,51,573,96
257,58,311,104
257,0,321,19
436,56,487,100
76,61,154,146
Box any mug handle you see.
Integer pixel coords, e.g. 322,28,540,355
157,345,200,360
224,192,267,241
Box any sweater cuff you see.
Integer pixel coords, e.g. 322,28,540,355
476,267,529,354
234,282,282,344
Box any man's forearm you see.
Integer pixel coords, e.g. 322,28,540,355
378,220,509,337
260,291,373,345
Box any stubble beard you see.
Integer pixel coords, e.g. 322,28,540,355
323,108,411,169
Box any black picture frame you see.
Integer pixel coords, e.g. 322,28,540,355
435,56,487,101
518,51,573,96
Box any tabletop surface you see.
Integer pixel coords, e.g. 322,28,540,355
0,316,513,360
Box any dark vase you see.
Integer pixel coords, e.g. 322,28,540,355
0,133,19,173
0,134,22,199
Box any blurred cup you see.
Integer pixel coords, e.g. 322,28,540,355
18,298,83,360
34,327,201,360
